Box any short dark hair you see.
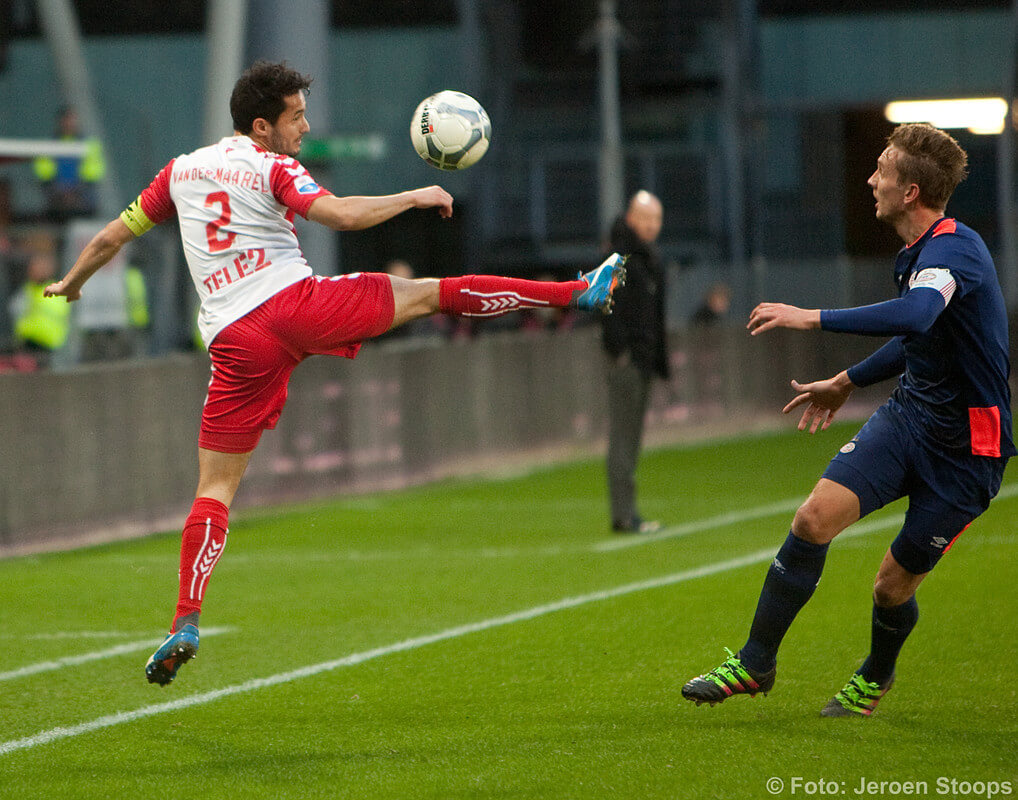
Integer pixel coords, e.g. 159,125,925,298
887,123,968,210
230,60,313,134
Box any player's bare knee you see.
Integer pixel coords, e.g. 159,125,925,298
872,576,912,608
791,501,838,544
412,278,440,316
390,276,439,322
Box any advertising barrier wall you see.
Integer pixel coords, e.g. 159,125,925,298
0,325,896,556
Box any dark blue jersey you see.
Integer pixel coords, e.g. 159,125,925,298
890,218,1014,458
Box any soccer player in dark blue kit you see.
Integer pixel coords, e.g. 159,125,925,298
681,123,1014,716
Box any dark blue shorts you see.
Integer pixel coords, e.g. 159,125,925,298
822,400,1006,575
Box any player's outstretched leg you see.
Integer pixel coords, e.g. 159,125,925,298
436,253,627,319
681,648,776,706
820,672,894,717
145,624,200,686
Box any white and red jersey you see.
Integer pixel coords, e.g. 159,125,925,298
121,135,332,346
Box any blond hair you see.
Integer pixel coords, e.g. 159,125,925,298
887,123,968,210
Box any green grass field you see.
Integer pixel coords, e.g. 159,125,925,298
2,423,1016,799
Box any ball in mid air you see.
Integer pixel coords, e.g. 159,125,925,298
410,90,491,171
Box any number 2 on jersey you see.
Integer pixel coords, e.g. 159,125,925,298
205,191,236,252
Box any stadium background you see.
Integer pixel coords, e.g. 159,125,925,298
0,0,1016,553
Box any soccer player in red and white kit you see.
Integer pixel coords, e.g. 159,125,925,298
45,61,627,686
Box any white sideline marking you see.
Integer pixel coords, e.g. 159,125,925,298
299,498,802,560
593,498,803,552
0,516,907,757
0,631,145,640
0,627,235,683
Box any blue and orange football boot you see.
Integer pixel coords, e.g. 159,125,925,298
574,253,627,314
145,624,199,687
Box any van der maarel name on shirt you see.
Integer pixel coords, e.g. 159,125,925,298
173,167,268,193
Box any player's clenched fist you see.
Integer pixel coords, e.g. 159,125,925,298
410,185,454,218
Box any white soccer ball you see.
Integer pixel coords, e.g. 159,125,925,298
410,90,491,171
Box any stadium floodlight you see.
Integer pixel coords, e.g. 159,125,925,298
884,98,1009,135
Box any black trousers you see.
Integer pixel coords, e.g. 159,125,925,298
605,353,652,527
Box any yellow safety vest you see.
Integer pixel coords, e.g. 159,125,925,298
33,137,106,184
125,266,149,328
14,283,71,350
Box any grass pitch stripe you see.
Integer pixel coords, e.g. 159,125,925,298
597,481,1018,553
0,514,909,758
0,627,235,683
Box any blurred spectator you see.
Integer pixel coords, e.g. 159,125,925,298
0,178,13,255
33,107,106,222
601,190,668,534
80,260,151,362
691,282,732,327
0,179,14,352
384,258,415,284
125,262,151,355
9,231,70,366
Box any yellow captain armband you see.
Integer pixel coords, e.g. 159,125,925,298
120,197,156,237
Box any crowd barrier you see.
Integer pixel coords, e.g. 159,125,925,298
0,324,905,556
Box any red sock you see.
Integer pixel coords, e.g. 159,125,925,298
172,497,229,632
439,275,585,317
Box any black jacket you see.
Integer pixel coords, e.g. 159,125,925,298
601,216,670,379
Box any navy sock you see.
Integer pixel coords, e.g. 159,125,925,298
739,532,830,673
858,596,918,686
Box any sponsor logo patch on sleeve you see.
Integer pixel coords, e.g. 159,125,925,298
294,174,321,195
908,267,957,305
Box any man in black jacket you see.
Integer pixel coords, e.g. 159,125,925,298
602,190,669,533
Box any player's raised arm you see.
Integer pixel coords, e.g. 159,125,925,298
750,290,948,338
747,302,820,335
44,217,135,302
306,185,453,231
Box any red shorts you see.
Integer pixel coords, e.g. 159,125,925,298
200,273,395,453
